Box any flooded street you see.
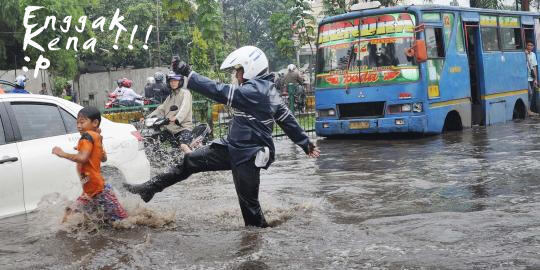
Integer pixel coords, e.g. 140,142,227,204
2,120,540,269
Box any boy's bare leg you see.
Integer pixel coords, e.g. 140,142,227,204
62,208,73,223
180,144,192,154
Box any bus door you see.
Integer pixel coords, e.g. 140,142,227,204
464,22,483,125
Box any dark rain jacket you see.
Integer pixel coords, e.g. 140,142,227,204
185,72,311,168
148,82,170,103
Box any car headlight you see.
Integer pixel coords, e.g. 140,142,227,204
317,109,336,117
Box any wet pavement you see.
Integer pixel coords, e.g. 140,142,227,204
2,119,540,269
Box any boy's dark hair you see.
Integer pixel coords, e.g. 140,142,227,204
527,41,534,45
78,106,101,127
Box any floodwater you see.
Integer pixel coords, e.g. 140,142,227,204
2,120,540,269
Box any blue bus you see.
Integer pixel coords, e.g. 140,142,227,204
315,4,540,136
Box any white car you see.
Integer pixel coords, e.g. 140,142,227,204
0,92,150,219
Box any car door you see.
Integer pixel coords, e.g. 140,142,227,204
0,102,25,218
7,102,81,212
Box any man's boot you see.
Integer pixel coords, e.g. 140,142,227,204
123,165,185,202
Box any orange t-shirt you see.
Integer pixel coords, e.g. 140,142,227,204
0,88,5,94
77,130,105,197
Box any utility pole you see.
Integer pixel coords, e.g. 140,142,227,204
522,0,530,11
156,0,162,66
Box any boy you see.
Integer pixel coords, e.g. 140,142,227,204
52,106,127,223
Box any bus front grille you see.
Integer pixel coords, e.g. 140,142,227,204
338,102,385,119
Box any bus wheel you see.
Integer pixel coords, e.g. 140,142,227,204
512,99,526,120
443,111,463,132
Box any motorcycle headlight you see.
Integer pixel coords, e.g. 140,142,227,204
145,118,157,127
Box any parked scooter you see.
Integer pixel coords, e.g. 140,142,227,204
140,105,211,167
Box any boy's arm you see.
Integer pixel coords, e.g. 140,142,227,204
52,146,91,163
101,149,107,162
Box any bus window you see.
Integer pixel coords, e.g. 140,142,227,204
500,28,522,50
425,28,445,58
316,13,419,88
499,16,522,50
481,27,500,51
456,15,465,53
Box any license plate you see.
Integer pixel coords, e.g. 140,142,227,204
350,121,370,129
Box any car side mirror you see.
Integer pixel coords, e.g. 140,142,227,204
170,105,178,111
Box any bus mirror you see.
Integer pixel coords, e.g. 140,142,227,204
414,40,428,63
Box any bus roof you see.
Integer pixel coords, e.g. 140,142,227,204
319,5,540,26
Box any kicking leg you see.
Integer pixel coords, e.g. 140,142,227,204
124,145,230,202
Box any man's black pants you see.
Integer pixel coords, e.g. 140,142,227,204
153,144,268,227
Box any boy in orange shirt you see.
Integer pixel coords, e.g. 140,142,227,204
52,106,127,223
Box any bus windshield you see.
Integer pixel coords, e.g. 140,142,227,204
316,13,419,88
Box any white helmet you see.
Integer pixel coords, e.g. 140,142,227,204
146,77,155,84
220,46,268,80
288,64,296,72
15,75,28,88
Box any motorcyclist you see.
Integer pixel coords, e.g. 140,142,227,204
124,46,320,228
143,72,194,153
152,72,170,103
143,77,155,99
281,64,305,96
117,78,143,107
11,75,30,94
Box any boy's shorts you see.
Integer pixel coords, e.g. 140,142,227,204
69,184,128,222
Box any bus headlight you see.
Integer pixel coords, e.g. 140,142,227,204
401,104,412,112
413,102,423,112
317,109,336,117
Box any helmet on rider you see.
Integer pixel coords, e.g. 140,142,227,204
166,72,183,90
116,78,124,87
287,64,296,72
15,75,28,88
120,78,132,88
220,46,268,80
146,77,155,84
154,72,165,82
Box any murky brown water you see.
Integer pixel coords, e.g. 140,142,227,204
2,120,540,269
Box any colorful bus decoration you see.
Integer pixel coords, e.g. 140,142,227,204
315,5,539,137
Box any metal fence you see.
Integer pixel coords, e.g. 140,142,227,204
101,86,315,139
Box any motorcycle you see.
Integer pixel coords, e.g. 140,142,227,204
140,105,212,167
105,93,121,109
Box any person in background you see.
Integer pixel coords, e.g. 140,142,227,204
525,41,539,116
39,82,47,95
63,83,78,103
0,87,5,94
143,72,194,153
152,72,170,103
117,78,143,107
281,64,304,96
11,75,30,94
144,77,156,99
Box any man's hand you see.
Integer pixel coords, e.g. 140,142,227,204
168,115,177,123
534,79,538,87
139,117,145,123
307,142,320,158
171,56,192,76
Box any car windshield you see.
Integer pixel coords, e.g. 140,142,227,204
316,13,419,88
